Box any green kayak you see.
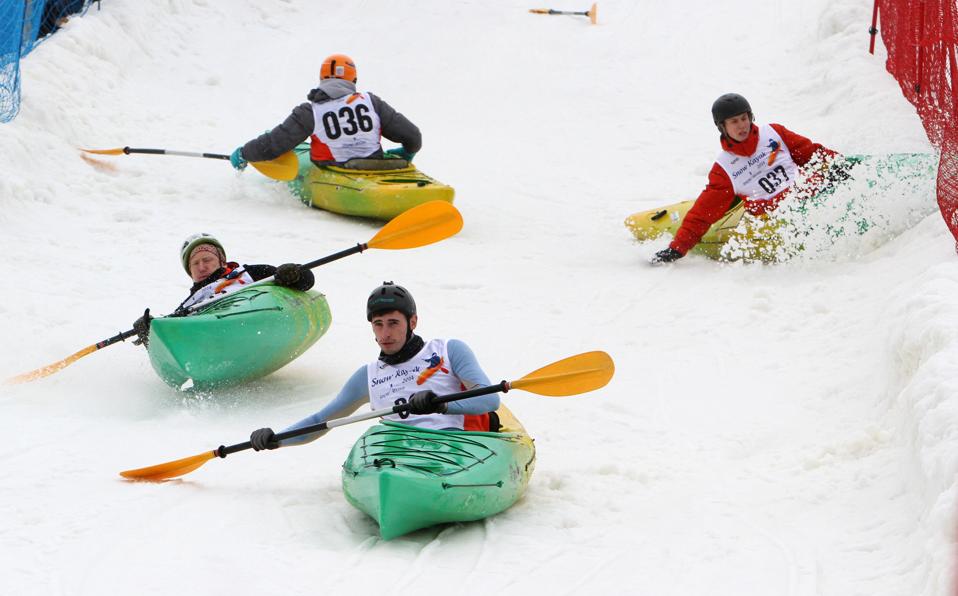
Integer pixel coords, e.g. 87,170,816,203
147,285,332,390
342,411,536,540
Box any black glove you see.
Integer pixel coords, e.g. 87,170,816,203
132,308,152,346
250,427,279,451
650,247,683,264
825,158,855,186
274,263,304,288
407,390,447,415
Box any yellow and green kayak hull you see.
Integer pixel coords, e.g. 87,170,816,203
341,408,535,539
289,145,454,220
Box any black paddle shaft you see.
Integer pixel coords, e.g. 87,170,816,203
302,243,368,270
214,381,510,458
95,328,139,350
166,243,369,319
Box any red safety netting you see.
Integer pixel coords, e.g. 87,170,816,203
874,0,958,247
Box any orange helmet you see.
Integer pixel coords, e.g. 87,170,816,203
320,54,357,83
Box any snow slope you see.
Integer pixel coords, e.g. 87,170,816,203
1,1,956,594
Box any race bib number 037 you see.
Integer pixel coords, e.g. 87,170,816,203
758,165,790,194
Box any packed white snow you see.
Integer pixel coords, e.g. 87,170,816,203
1,1,956,594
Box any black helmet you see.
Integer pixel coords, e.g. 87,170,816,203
711,93,753,128
366,281,416,321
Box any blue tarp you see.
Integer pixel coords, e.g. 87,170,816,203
1,0,96,123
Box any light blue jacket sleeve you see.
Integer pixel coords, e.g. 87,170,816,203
277,365,369,446
444,339,500,415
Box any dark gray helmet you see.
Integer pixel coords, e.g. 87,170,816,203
366,281,416,321
711,93,754,127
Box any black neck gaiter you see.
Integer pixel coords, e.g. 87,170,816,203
379,334,425,366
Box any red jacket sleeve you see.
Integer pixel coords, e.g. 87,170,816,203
770,123,836,166
669,164,737,255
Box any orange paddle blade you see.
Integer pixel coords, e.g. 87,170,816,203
367,201,463,250
120,450,218,482
589,2,597,24
509,351,614,396
80,147,126,155
79,153,120,172
249,151,299,182
5,344,98,385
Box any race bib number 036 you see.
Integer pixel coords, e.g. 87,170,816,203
321,104,374,139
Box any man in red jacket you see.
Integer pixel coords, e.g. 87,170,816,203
651,93,839,263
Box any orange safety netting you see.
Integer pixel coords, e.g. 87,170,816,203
874,0,958,247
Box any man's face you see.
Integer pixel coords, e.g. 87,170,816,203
188,246,222,282
371,311,418,355
722,112,752,142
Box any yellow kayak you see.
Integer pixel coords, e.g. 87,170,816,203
626,199,748,260
625,153,938,262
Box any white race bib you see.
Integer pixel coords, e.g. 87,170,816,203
310,92,383,162
180,270,256,311
366,339,466,430
715,124,800,203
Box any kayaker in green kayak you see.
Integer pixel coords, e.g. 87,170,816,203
248,282,501,450
228,53,422,170
132,233,315,346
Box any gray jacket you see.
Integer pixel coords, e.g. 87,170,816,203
240,78,421,163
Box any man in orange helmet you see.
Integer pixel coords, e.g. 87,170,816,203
229,53,422,169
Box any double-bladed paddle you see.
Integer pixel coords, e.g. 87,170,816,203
4,201,463,385
529,2,597,24
79,146,300,181
119,351,615,482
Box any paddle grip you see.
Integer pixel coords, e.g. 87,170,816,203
96,328,138,349
124,147,165,155
215,420,334,459
217,442,254,458
432,381,508,406
303,243,366,269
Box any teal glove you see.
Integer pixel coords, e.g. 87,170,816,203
230,147,248,171
384,147,415,162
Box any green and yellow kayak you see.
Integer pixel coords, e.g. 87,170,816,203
626,198,751,260
625,198,788,261
147,285,332,390
341,407,535,539
288,144,454,220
